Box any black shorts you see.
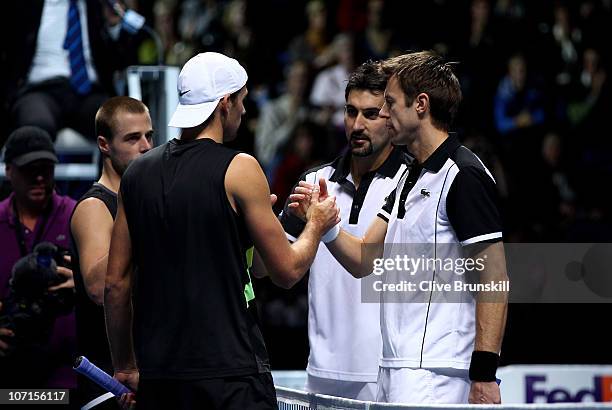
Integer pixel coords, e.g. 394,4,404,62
135,373,277,410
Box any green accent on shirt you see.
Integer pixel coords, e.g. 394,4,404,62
244,246,255,307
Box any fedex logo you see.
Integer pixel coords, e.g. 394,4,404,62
526,375,612,403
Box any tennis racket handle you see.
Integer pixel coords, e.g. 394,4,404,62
74,356,131,396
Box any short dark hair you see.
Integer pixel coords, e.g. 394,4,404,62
382,51,462,131
345,60,389,101
184,85,245,134
95,96,149,142
199,85,244,129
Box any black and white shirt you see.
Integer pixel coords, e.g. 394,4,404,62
376,134,503,370
280,147,410,382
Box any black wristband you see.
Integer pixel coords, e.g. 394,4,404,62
469,351,499,382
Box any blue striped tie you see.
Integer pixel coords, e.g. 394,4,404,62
63,0,92,95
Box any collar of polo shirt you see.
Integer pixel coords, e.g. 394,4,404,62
329,146,412,183
420,133,461,173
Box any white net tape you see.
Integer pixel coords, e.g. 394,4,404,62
276,387,612,410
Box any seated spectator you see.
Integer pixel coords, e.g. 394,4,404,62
360,0,392,60
0,126,77,388
494,53,546,218
567,47,608,130
310,33,356,132
178,0,224,52
139,0,196,67
255,60,311,173
289,0,334,70
549,3,581,86
4,0,140,145
494,53,545,136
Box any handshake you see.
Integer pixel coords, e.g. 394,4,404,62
288,178,341,243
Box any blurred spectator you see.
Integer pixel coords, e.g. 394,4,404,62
4,1,140,145
139,0,195,66
178,0,224,51
494,53,545,136
0,127,76,388
269,121,325,213
567,47,608,129
454,0,501,133
255,60,312,173
289,0,334,70
529,132,576,240
310,33,356,132
221,0,252,59
359,0,392,60
565,47,610,205
494,53,546,233
221,0,272,87
548,3,582,87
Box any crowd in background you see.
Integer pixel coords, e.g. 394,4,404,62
2,0,611,370
123,0,612,244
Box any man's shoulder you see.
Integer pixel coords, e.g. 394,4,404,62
123,143,166,178
300,159,338,182
73,196,110,216
449,146,495,183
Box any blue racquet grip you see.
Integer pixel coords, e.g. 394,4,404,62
73,356,131,396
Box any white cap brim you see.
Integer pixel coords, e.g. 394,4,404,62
168,99,221,128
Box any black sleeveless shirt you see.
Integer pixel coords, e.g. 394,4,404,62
71,183,118,407
120,138,270,379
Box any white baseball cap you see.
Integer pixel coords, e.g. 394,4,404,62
168,52,248,128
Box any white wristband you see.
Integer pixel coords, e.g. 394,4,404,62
321,224,340,243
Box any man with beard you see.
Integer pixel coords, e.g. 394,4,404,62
0,126,76,387
70,96,152,408
277,60,409,400
290,52,507,404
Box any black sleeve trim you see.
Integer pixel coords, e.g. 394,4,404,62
380,187,397,217
447,166,503,245
377,213,389,223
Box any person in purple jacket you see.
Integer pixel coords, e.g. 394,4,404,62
0,126,77,388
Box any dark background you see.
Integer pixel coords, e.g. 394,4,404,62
2,0,611,370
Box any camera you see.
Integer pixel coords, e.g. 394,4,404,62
0,242,74,356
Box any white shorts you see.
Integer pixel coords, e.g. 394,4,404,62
376,367,471,404
306,374,378,401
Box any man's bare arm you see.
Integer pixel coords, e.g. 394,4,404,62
71,198,114,305
104,191,137,373
325,217,387,278
468,241,508,404
474,242,508,352
226,154,339,289
290,179,388,278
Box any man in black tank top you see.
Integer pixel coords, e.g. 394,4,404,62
104,53,340,410
70,97,153,409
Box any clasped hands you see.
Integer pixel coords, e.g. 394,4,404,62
288,178,340,234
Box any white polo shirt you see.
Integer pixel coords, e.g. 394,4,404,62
280,148,409,382
376,134,503,370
